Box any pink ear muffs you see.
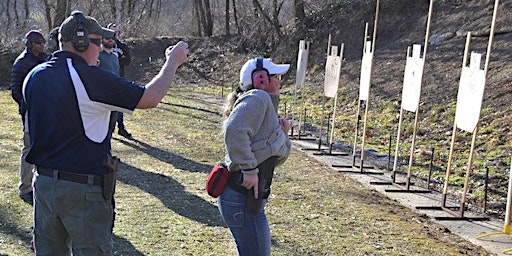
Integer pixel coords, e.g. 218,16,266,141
252,70,270,89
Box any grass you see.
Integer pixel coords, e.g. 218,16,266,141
0,88,493,255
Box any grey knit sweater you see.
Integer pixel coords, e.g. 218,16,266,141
224,89,291,174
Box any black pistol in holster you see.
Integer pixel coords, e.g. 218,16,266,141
103,156,120,201
246,157,277,213
247,177,269,213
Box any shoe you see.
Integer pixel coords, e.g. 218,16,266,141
20,192,34,206
118,128,132,138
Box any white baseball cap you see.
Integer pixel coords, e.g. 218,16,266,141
239,57,290,90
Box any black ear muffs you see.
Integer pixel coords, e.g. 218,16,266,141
71,12,89,52
251,57,270,89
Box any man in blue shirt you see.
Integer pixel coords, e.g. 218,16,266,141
98,35,121,148
23,11,188,255
98,36,120,75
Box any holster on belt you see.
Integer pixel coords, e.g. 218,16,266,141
246,156,278,213
102,156,120,201
246,177,268,213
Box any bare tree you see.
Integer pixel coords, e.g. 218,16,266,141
193,0,214,36
13,0,19,29
251,0,283,38
128,0,136,19
194,0,204,36
225,0,230,35
232,0,240,35
0,0,307,47
54,0,70,28
4,0,12,38
42,0,52,30
109,0,116,19
294,0,306,30
203,0,213,36
22,0,29,30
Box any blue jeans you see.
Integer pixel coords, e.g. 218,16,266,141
218,186,270,256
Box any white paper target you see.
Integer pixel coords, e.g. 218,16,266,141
455,53,486,133
401,44,424,112
359,41,373,101
295,40,309,86
324,54,342,98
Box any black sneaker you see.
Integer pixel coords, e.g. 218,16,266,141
118,128,132,138
20,192,34,206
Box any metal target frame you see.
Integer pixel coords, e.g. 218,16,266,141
416,0,500,221
335,0,381,174
371,0,434,194
289,40,316,141
312,40,348,157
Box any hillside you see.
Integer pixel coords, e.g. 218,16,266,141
126,0,512,126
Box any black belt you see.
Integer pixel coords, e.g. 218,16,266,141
37,167,103,186
227,172,270,199
227,172,249,195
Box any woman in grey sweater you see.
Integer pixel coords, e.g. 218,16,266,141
218,57,291,256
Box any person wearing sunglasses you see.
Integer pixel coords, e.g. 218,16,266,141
10,29,50,206
22,11,189,255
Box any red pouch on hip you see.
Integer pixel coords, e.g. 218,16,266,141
205,162,230,198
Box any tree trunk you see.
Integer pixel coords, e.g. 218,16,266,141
22,0,29,30
147,0,154,19
233,0,240,35
252,0,283,38
13,0,19,29
5,0,12,38
42,0,52,31
203,0,213,36
225,0,230,35
193,0,203,36
54,0,70,28
156,0,162,21
109,0,117,20
128,0,136,18
294,0,306,30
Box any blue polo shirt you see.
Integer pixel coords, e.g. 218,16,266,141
99,50,120,75
23,51,145,175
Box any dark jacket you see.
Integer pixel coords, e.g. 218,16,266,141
113,39,131,77
11,49,48,116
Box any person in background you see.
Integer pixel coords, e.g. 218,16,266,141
10,30,49,206
23,11,188,255
47,27,60,53
98,33,121,147
218,57,291,255
98,33,122,232
107,23,133,138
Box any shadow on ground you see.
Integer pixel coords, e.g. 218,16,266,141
117,161,225,227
